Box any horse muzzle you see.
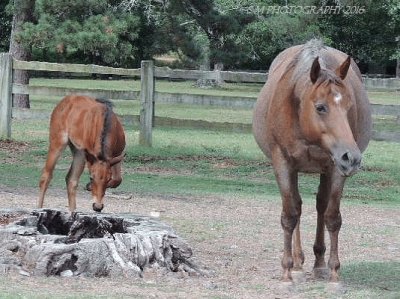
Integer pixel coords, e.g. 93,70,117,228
332,146,362,177
92,202,104,212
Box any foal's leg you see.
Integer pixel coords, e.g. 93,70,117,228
38,136,67,208
66,146,86,212
272,151,302,281
324,170,346,282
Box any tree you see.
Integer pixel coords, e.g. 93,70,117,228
9,0,35,108
236,13,322,70
0,1,12,52
318,0,400,74
119,0,254,70
20,0,141,67
169,0,254,70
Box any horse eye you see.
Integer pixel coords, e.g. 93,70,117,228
315,103,328,114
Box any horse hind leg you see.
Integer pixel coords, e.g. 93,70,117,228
66,146,86,212
38,135,68,208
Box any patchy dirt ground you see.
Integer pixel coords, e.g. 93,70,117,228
0,186,399,298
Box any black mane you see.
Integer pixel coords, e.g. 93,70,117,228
96,98,114,161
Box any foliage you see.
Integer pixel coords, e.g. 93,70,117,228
0,1,12,52
19,0,141,67
1,0,399,73
318,0,400,73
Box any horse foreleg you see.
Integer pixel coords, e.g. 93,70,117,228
272,151,302,282
38,141,67,208
324,171,346,282
107,162,122,188
66,148,86,212
313,174,329,271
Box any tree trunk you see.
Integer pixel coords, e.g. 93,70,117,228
9,0,35,108
214,62,224,86
0,209,206,277
396,37,400,78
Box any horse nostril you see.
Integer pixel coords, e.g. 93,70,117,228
335,148,362,176
341,151,352,164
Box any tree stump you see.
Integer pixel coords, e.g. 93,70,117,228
0,209,204,277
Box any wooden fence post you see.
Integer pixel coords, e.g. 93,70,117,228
0,53,13,139
139,60,154,147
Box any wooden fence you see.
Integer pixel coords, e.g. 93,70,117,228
1,53,399,145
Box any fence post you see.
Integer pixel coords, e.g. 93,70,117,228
139,60,154,147
0,53,12,139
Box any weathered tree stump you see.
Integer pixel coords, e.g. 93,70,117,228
0,209,203,277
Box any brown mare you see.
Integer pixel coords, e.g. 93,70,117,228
253,39,372,282
38,95,126,212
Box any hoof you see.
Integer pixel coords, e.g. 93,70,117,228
92,203,104,212
312,267,330,280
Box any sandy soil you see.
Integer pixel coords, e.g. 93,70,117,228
0,184,399,298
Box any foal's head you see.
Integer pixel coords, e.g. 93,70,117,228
87,153,124,212
87,160,112,212
299,56,361,176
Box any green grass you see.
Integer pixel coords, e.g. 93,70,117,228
30,78,399,104
342,262,400,298
28,78,399,132
30,78,263,97
2,78,399,204
3,117,400,204
368,91,400,105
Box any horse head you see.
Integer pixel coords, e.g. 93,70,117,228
87,152,125,212
299,56,361,176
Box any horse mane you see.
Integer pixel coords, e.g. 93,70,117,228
287,39,343,87
95,98,114,161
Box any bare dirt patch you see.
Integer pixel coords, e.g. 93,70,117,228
0,186,399,298
0,140,31,163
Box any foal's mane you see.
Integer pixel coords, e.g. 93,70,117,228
287,39,343,87
95,98,114,161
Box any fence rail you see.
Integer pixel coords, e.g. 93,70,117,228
13,59,141,76
1,54,399,144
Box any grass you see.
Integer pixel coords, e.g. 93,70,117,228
368,90,400,105
3,116,400,205
31,78,263,97
342,262,400,298
1,78,399,204
30,78,400,104
28,78,399,132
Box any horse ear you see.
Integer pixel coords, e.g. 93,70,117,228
109,152,125,166
336,56,351,80
310,57,320,84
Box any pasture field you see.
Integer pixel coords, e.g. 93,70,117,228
0,79,399,298
29,78,400,105
27,78,400,134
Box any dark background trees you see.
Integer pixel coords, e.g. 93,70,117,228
1,0,399,74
